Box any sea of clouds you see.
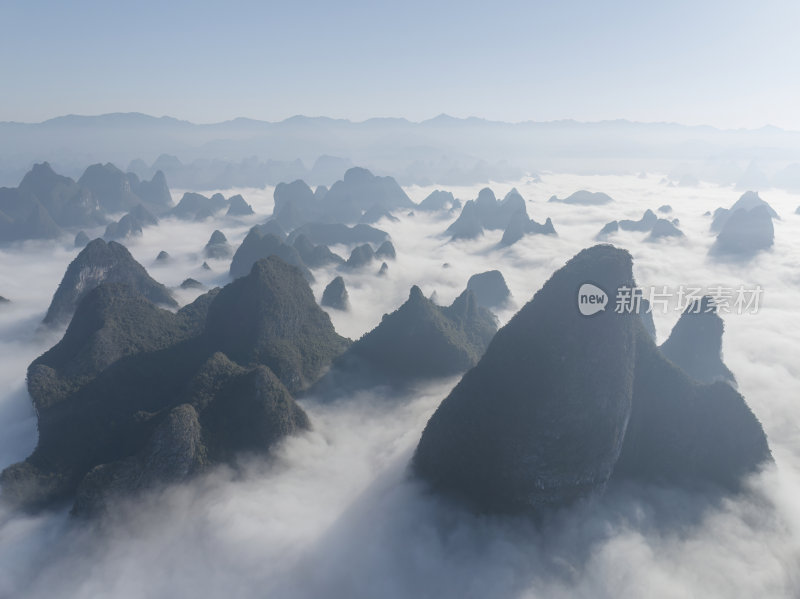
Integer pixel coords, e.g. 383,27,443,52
0,173,798,598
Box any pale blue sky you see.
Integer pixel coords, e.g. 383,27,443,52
1,0,799,129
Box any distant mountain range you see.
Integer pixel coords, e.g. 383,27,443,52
3,113,800,189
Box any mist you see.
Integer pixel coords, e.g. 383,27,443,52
0,173,799,598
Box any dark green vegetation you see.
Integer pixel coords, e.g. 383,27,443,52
414,245,639,513
413,245,770,515
2,256,348,514
315,286,497,394
43,238,177,326
206,258,350,393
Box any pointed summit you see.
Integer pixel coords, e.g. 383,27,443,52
43,238,176,326
414,245,641,514
317,285,497,394
206,256,349,393
659,297,735,386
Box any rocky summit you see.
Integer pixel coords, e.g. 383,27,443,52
317,285,497,394
659,297,736,386
43,238,177,326
413,245,771,515
465,270,511,309
321,276,349,310
206,256,350,393
413,245,639,514
1,255,347,515
613,325,769,491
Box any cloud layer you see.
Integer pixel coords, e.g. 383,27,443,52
0,174,798,598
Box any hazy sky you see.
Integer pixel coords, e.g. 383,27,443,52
2,0,799,129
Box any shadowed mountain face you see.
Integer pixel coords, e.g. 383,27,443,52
500,211,556,246
206,257,350,393
711,190,779,232
292,234,344,268
1,256,346,514
417,190,460,212
78,163,143,214
0,187,62,241
204,229,232,259
169,192,229,221
226,194,254,216
315,286,497,395
447,188,555,244
466,270,510,309
647,218,684,240
17,162,102,228
413,245,770,516
0,162,172,243
321,276,349,310
613,327,769,491
230,227,313,281
43,238,177,326
272,167,414,228
103,204,158,240
710,204,774,258
344,244,375,269
134,170,172,208
659,297,735,386
597,209,657,239
285,222,388,246
445,200,483,240
414,245,639,514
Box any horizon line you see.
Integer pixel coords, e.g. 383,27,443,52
0,111,795,135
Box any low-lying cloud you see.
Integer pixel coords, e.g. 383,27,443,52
0,174,798,598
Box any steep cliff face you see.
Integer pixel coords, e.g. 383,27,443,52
413,245,771,516
43,238,176,326
414,245,639,514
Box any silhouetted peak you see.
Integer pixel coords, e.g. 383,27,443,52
659,295,735,386
343,166,374,183
476,187,497,206
208,230,227,244
408,285,425,303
